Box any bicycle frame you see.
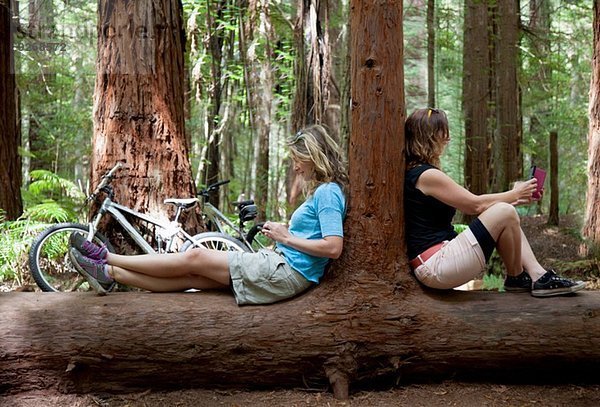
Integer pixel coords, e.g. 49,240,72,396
88,197,198,254
201,202,262,251
202,202,243,235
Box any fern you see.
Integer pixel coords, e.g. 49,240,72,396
23,170,86,221
0,218,49,286
23,201,74,223
28,170,85,202
0,170,87,288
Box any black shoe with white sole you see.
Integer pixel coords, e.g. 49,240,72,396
531,270,585,298
504,271,532,292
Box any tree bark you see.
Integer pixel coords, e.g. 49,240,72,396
27,0,56,172
291,0,333,131
339,0,406,287
0,0,23,220
243,0,274,221
204,0,229,208
92,0,199,236
427,0,435,108
289,0,334,210
1,291,599,395
463,0,491,200
548,130,559,226
491,0,522,192
583,0,600,252
527,0,551,199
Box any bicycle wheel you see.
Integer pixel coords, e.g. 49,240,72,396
180,232,250,253
28,223,114,292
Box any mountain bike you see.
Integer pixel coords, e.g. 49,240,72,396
28,162,265,292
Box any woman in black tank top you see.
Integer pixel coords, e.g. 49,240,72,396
403,108,584,298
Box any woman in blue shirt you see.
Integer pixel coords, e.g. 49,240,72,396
69,125,348,304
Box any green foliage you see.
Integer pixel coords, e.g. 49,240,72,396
0,218,49,286
453,223,468,234
520,1,592,217
23,170,85,222
0,168,84,286
482,273,505,292
183,0,297,219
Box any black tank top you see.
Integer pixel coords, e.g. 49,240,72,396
405,164,457,259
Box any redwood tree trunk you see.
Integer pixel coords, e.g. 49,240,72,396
27,0,55,172
204,0,227,208
492,0,522,191
548,130,559,226
527,0,551,206
0,0,23,220
92,0,198,233
427,0,435,108
289,0,334,210
340,0,406,280
244,0,274,221
583,0,600,251
463,0,491,199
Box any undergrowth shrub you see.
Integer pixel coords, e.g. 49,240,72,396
0,170,85,289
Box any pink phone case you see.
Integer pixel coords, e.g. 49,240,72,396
531,166,546,200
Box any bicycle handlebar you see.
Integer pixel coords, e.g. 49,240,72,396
88,162,126,201
198,180,230,197
233,199,254,208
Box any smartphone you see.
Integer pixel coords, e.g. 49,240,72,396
530,166,546,200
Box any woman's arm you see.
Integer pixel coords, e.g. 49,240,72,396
261,222,344,259
416,169,537,215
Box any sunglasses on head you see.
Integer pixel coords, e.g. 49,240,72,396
427,107,439,119
291,131,305,144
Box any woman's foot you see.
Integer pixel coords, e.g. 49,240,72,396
69,232,108,261
504,271,532,292
531,270,586,297
69,248,114,295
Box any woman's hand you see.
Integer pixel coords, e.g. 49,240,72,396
261,221,291,244
262,221,343,259
511,178,538,206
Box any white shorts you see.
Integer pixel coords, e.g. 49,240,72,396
413,228,486,289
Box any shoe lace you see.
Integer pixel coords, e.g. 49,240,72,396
82,241,106,258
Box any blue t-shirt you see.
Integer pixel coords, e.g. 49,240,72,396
276,182,346,283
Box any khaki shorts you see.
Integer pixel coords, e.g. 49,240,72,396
413,228,486,289
228,249,313,305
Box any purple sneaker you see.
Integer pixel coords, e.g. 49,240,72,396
70,232,108,261
69,248,113,295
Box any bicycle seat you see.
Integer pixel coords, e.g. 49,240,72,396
164,198,199,209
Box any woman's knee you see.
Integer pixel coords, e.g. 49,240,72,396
478,203,519,238
182,247,208,265
484,202,519,224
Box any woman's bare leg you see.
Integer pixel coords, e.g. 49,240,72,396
109,265,228,292
519,230,546,281
477,203,522,276
477,203,546,281
106,248,230,285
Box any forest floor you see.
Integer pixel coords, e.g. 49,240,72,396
2,215,600,406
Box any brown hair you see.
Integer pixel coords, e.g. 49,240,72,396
405,108,449,168
288,124,349,196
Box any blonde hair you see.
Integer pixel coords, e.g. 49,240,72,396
288,124,349,196
405,108,449,168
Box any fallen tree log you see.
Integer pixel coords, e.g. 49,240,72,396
4,0,600,400
1,286,599,397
